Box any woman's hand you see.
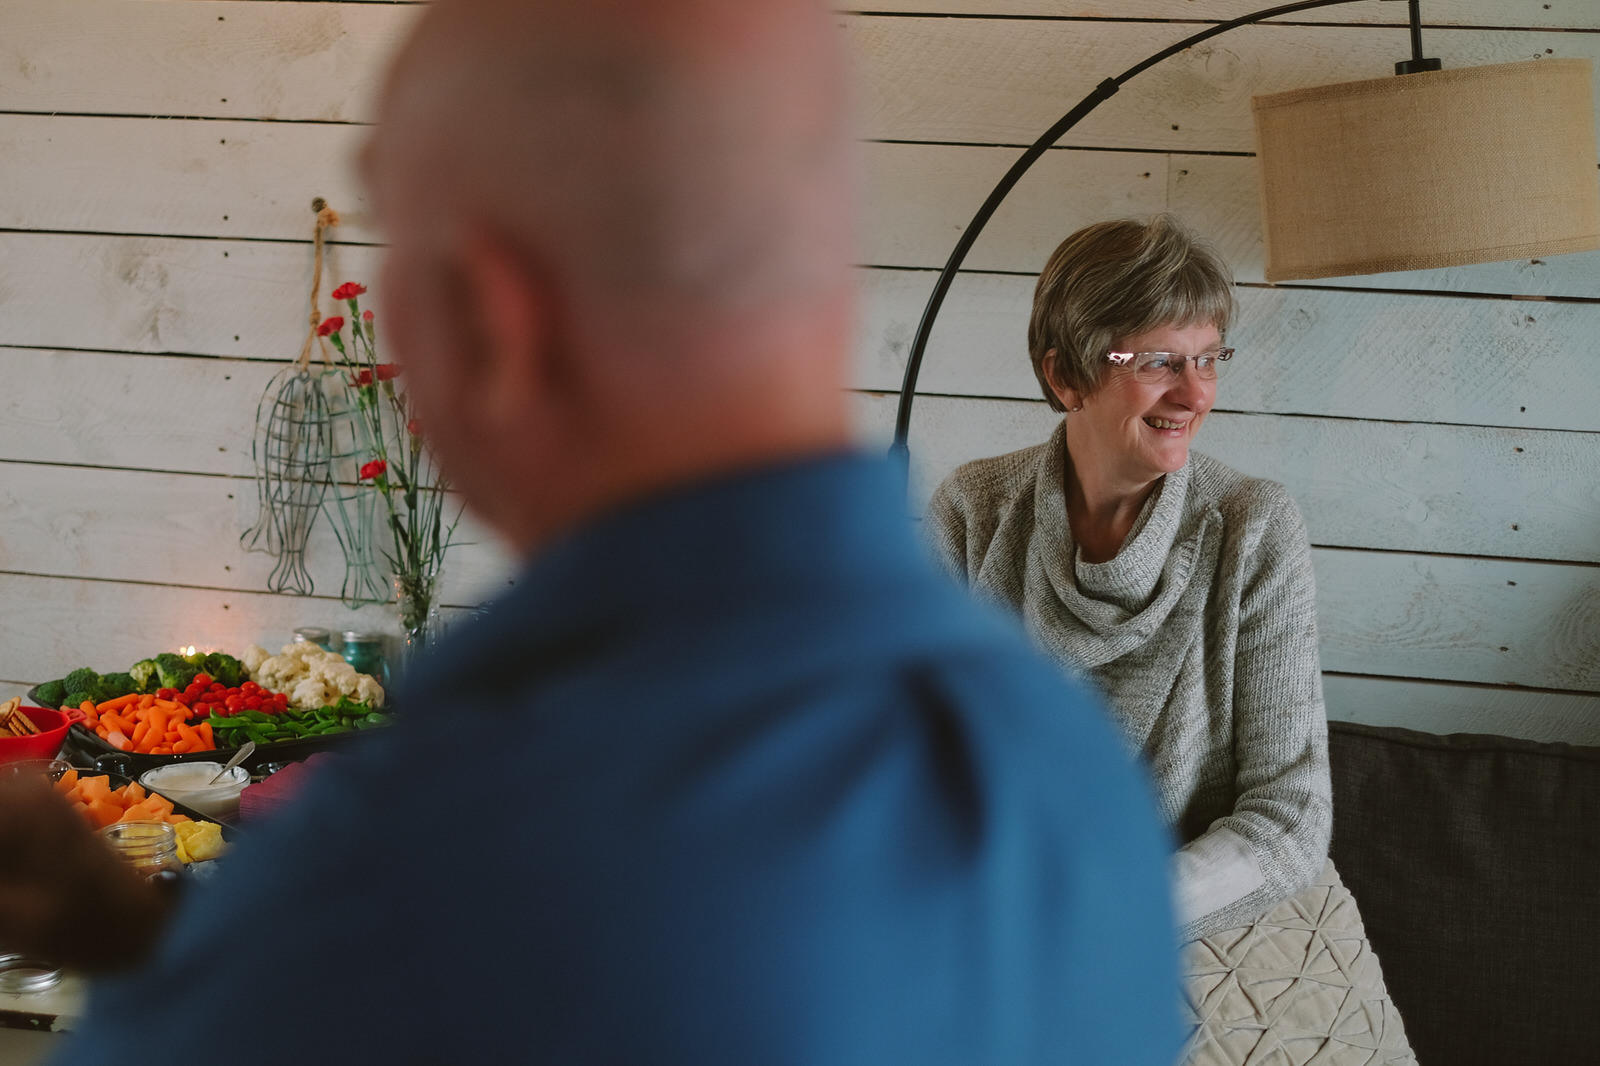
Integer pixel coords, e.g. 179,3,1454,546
0,772,177,973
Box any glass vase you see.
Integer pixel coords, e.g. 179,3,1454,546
391,566,444,670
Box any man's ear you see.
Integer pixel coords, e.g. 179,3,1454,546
453,228,562,434
1042,349,1083,412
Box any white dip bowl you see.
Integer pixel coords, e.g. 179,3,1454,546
139,762,249,822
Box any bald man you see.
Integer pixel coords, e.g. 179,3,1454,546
37,1,1180,1062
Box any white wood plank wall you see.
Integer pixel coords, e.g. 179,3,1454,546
1,1,1596,744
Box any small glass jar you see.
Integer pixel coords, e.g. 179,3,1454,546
0,953,62,995
100,821,184,883
294,626,334,652
341,631,388,684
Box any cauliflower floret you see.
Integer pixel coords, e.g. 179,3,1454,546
289,677,334,710
353,675,385,707
240,644,271,674
253,654,301,690
314,660,361,696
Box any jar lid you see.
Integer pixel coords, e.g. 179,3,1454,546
342,631,383,645
0,953,63,995
294,627,332,644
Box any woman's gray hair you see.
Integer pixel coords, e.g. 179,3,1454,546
1028,215,1235,412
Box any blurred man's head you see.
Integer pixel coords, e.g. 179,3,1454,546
362,0,859,555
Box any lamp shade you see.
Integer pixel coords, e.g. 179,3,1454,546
1252,58,1600,281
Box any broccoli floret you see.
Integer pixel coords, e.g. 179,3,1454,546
64,689,100,710
128,659,160,692
153,653,198,691
202,652,246,688
181,648,207,667
99,672,140,699
62,667,103,701
35,679,67,708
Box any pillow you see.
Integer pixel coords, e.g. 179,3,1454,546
1180,860,1414,1066
1328,721,1600,1066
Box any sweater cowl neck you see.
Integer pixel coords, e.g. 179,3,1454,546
1025,419,1219,669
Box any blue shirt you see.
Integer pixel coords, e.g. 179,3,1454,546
57,454,1180,1065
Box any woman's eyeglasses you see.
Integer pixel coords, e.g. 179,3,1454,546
1105,347,1234,382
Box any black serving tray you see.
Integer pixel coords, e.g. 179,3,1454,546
60,721,389,778
32,685,391,777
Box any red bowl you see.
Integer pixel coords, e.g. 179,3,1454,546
0,706,73,763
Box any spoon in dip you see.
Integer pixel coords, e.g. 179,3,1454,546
208,741,256,786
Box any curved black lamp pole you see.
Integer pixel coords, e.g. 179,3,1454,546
888,0,1432,471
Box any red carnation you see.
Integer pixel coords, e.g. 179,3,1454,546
376,364,401,381
331,282,367,301
362,310,374,322
359,459,387,480
316,316,345,337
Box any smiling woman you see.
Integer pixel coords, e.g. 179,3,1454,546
928,213,1322,937
924,214,1413,1058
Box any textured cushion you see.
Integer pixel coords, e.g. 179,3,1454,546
1181,861,1414,1066
1328,721,1600,1066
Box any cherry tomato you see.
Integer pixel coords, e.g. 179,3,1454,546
244,695,262,710
157,688,178,701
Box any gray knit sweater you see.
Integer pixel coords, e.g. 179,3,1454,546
926,419,1331,941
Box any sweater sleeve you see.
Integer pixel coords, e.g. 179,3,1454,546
1174,490,1332,941
924,478,972,583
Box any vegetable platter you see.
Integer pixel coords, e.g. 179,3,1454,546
29,644,394,775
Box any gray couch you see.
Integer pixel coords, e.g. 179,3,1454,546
1327,720,1600,1066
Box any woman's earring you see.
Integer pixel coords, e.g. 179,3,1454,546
1066,404,1083,413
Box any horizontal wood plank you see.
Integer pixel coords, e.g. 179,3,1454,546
854,268,1600,432
0,114,380,243
837,1,1600,29
1323,674,1600,746
0,233,385,359
864,142,1600,298
0,0,415,122
1,348,259,477
848,20,1600,152
0,461,518,609
851,392,1600,563
1313,549,1600,692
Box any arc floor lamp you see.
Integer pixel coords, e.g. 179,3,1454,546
888,0,1600,465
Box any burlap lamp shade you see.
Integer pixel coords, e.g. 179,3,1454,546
1252,58,1600,282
